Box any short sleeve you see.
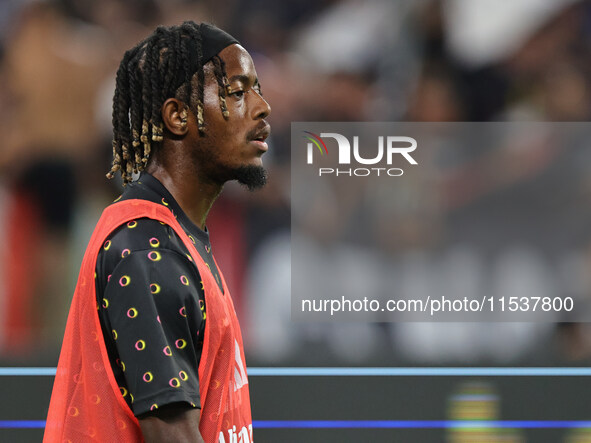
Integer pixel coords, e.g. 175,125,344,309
101,248,205,416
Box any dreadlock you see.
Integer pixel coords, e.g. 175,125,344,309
107,22,231,184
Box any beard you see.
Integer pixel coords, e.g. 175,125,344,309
188,138,268,191
233,165,267,191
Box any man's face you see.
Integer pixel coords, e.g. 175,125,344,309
187,44,271,190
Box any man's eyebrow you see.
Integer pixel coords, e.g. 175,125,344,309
228,74,258,85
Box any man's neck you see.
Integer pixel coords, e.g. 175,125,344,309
146,163,223,230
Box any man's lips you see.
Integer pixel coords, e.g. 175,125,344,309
247,122,271,152
250,139,268,152
248,123,271,146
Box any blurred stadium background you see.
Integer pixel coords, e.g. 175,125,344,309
1,0,591,441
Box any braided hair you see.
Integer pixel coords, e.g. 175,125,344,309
107,21,233,184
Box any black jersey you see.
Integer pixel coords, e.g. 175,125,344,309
95,172,223,416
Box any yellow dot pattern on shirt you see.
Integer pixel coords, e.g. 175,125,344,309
127,307,138,318
143,371,153,383
100,215,209,416
147,250,161,262
119,275,131,287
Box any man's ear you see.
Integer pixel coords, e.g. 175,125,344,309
161,98,189,136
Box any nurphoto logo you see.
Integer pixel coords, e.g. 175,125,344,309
302,131,418,177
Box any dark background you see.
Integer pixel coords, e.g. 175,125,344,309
1,0,591,441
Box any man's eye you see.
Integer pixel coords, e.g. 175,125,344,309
230,90,245,98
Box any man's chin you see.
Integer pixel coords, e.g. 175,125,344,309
233,165,267,191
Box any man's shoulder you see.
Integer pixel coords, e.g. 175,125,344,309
106,217,175,252
95,215,196,283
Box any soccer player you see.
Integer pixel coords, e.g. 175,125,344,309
44,21,271,443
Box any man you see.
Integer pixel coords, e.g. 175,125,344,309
44,21,271,443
